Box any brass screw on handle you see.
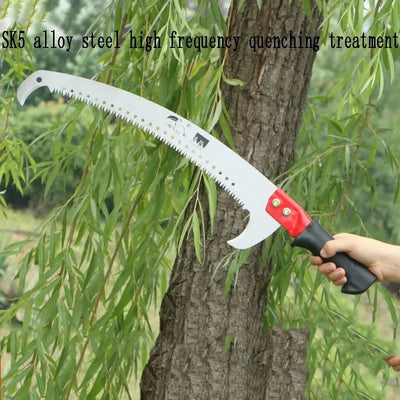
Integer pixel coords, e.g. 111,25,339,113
271,199,291,216
271,199,281,208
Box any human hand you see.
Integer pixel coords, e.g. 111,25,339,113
384,356,400,371
309,233,400,285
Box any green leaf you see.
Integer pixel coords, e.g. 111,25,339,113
219,100,235,148
224,250,250,295
90,198,97,221
302,0,312,19
203,175,217,233
192,210,202,263
207,97,222,132
44,163,61,198
114,0,123,31
238,0,247,11
224,335,234,355
210,0,226,31
393,1,400,30
222,74,244,87
379,285,399,338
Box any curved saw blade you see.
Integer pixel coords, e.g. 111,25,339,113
17,70,280,248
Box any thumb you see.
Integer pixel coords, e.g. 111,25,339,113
320,234,353,258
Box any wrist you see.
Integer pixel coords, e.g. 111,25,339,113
378,244,400,283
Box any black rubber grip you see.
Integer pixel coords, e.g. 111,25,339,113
291,220,377,295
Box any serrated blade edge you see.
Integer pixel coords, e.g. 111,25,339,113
17,70,281,248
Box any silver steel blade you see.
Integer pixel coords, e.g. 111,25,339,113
17,70,280,249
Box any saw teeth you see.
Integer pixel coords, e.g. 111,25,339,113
50,84,247,207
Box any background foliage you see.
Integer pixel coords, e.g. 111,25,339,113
5,102,90,212
267,1,400,398
1,0,400,399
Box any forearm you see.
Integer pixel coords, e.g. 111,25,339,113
378,243,400,283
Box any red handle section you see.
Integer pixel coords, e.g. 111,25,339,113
266,188,312,237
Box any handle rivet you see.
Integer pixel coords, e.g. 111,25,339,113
282,208,291,217
271,199,281,208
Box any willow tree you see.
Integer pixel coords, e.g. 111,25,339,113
1,0,400,399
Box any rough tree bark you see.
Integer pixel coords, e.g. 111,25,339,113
141,1,322,399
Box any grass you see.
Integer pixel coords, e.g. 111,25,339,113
0,209,42,232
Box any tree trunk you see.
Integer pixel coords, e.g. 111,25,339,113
141,1,322,399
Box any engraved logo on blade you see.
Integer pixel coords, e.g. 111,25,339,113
193,133,209,148
167,115,186,137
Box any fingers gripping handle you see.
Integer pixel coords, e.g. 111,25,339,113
291,220,377,295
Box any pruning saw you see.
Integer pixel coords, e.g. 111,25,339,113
17,70,377,294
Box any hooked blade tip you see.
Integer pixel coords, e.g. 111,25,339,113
16,86,26,105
